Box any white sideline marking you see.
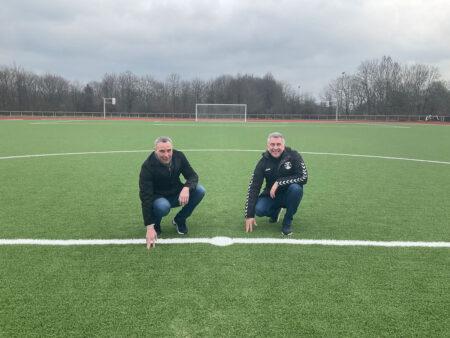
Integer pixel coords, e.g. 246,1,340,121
27,121,412,128
0,149,449,165
340,123,410,128
30,120,93,124
0,237,449,248
0,149,148,160
302,151,450,165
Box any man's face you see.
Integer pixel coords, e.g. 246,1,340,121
155,141,173,164
267,136,285,158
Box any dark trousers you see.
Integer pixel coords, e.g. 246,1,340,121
152,184,206,225
255,184,303,226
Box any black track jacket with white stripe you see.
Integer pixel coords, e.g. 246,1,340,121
245,147,308,218
139,150,198,226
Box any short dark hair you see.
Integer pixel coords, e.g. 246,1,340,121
154,136,173,147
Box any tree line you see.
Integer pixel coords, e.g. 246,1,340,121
1,56,449,116
324,56,450,116
0,67,309,116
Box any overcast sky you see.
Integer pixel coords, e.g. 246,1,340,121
1,0,449,97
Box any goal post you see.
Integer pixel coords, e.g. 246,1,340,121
195,103,247,122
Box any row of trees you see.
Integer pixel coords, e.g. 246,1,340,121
0,67,312,116
324,56,450,115
1,56,449,116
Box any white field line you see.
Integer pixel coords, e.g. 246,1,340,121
30,120,93,124
148,122,410,128
338,123,410,128
0,149,149,160
152,123,249,127
27,121,412,128
1,149,449,165
1,237,449,248
302,151,450,165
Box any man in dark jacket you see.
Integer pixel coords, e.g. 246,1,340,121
244,132,308,235
139,136,205,249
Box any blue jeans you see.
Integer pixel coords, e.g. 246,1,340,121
152,184,206,225
255,184,303,226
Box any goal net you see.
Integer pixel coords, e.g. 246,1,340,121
195,103,247,122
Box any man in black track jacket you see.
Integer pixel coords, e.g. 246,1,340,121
139,136,205,249
245,132,308,235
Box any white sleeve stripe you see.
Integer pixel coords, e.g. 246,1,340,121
278,161,307,186
244,173,254,215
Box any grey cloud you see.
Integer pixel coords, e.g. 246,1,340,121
1,0,449,96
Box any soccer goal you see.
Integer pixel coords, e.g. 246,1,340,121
195,103,247,122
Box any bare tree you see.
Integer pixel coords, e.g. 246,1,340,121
324,56,445,116
118,71,139,113
2,61,449,118
166,73,181,114
424,81,450,114
191,78,205,104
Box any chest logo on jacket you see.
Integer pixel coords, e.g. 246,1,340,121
284,161,292,170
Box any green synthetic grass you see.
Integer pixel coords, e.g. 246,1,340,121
1,246,449,337
1,119,449,337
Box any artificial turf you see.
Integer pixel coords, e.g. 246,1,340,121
1,119,449,336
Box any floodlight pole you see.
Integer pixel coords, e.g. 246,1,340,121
335,101,338,121
103,97,116,119
336,72,346,122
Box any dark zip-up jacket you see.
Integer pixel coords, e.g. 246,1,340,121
245,147,308,218
139,149,198,225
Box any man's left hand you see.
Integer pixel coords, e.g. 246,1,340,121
146,225,157,250
179,187,190,206
270,182,278,198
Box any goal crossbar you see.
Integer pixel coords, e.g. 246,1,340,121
195,103,247,122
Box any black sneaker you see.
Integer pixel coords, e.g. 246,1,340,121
281,224,293,236
172,218,188,235
269,208,282,223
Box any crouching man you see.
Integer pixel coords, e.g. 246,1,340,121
139,136,205,249
244,132,308,235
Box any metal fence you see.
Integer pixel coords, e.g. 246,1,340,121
1,110,449,122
